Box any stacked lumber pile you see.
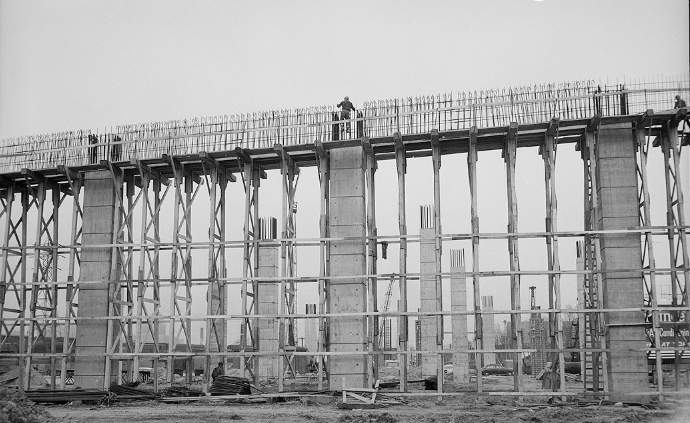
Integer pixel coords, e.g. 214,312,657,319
209,376,251,396
162,386,204,397
109,383,157,401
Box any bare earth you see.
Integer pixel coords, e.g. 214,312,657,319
46,397,690,423
38,372,690,423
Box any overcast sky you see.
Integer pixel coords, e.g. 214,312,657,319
1,0,688,344
2,0,688,138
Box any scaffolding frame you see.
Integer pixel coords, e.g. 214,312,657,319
0,80,689,402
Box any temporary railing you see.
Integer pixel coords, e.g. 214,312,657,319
0,77,688,174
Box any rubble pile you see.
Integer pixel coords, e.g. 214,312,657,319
0,387,52,423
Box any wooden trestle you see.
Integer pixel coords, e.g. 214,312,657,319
0,110,688,401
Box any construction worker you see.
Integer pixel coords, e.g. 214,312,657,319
675,95,690,134
88,134,98,164
337,96,356,135
211,361,224,382
674,95,687,109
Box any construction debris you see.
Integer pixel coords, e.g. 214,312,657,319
109,384,157,401
162,386,204,397
0,387,52,423
209,376,252,396
0,367,48,388
24,388,111,404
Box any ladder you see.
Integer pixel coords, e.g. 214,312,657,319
582,241,605,393
377,277,394,349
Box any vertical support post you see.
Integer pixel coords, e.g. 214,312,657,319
167,158,199,385
275,144,300,391
0,185,16,361
49,188,60,388
104,167,124,389
251,166,261,385
19,190,28,392
504,122,523,395
151,178,163,392
168,163,181,384
240,163,251,379
103,162,139,386
61,168,82,389
364,137,378,386
542,119,565,397
0,184,28,391
26,179,47,386
581,124,609,396
634,115,664,399
394,132,408,393
202,158,227,393
240,157,260,383
467,126,482,394
134,168,167,391
660,121,690,391
431,130,443,399
316,140,329,390
124,181,135,383
134,171,149,384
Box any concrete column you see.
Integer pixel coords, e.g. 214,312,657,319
450,253,469,382
596,123,648,401
481,296,496,365
257,244,279,380
529,311,547,376
74,171,118,389
304,304,318,356
328,147,367,389
420,226,438,376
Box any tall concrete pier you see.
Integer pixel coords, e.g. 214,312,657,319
481,296,496,365
257,220,280,380
419,208,440,377
74,171,117,389
327,147,367,389
450,250,469,382
596,123,648,400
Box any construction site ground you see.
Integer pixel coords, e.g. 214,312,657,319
31,373,690,423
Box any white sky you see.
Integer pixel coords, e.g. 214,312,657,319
0,0,688,345
2,0,688,138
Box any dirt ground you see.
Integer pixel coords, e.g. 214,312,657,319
17,370,690,423
44,396,690,423
43,375,690,423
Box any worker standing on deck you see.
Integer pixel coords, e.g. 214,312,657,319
675,95,687,109
675,95,689,133
211,361,224,382
337,96,356,135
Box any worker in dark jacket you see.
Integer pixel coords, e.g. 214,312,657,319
337,96,356,135
675,95,690,133
211,361,224,382
675,95,687,109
